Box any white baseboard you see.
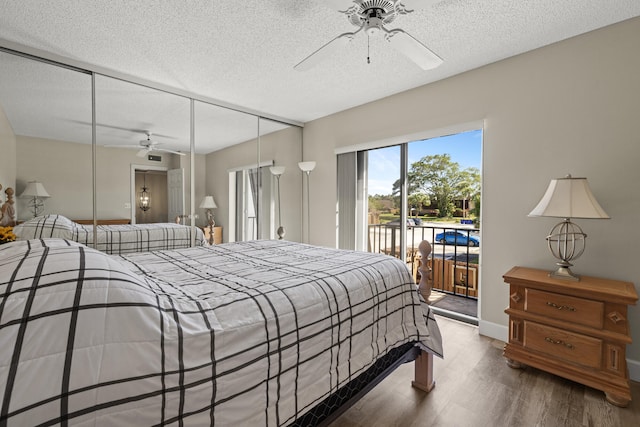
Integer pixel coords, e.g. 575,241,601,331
478,319,508,342
627,358,640,382
478,320,640,382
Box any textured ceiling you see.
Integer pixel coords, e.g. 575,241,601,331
0,0,639,153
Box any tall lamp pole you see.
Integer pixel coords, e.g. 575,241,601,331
298,161,316,243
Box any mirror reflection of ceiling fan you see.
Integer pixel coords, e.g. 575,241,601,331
105,131,186,157
295,0,443,71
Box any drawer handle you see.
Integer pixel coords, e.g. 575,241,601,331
544,336,575,349
546,301,576,311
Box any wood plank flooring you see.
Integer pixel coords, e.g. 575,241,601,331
329,315,640,427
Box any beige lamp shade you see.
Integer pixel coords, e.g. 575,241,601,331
199,196,217,209
20,181,51,198
528,176,609,219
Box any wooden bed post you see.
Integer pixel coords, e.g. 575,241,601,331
412,351,435,392
416,240,432,302
412,240,435,392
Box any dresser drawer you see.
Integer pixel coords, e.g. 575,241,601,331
524,321,602,369
525,288,604,329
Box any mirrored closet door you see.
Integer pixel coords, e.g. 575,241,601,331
1,46,305,248
194,101,259,243
94,75,191,226
257,118,303,242
0,50,92,225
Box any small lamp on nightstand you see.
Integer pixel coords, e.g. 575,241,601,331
199,195,217,245
528,174,609,281
20,181,51,218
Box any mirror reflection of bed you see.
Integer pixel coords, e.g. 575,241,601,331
12,214,206,254
1,48,303,245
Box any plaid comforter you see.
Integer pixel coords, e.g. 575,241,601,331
13,214,206,254
0,238,442,426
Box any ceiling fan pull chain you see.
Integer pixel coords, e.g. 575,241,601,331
367,34,371,64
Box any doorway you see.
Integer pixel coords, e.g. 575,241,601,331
131,165,185,224
359,129,482,323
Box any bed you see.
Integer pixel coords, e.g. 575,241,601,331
0,238,442,425
12,214,206,254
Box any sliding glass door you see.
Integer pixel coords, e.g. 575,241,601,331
339,128,482,320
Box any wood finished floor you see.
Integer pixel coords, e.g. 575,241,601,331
329,315,640,427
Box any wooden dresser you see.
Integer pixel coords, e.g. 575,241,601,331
503,266,638,407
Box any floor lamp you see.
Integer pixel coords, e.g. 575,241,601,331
298,161,316,243
270,166,286,240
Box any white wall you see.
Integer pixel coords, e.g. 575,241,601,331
302,17,640,367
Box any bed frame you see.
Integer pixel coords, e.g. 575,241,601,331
300,240,436,426
72,219,131,225
29,216,436,393
0,235,436,424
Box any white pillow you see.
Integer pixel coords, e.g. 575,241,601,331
12,214,78,239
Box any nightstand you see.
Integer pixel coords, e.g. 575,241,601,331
201,226,222,244
503,266,638,407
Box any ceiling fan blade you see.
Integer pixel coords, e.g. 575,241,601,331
68,120,177,139
155,148,187,156
103,144,145,149
137,149,149,157
397,0,442,11
295,31,359,71
385,29,443,70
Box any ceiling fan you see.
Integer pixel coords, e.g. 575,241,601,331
105,131,186,157
295,0,443,71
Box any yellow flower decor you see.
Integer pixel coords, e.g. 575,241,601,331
0,226,16,244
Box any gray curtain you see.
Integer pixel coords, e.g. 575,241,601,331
337,152,356,249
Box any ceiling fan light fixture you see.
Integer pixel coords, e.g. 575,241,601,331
295,0,443,71
365,15,384,35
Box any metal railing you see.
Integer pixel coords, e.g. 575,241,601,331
368,223,479,300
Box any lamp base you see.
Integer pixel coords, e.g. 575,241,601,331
28,197,45,218
545,219,585,282
549,266,580,281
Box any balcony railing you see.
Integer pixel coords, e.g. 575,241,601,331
368,223,479,301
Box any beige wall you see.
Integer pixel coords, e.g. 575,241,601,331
0,104,17,203
96,146,181,221
302,17,640,369
16,135,92,220
204,137,256,242
259,126,303,241
193,153,207,227
16,136,182,221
